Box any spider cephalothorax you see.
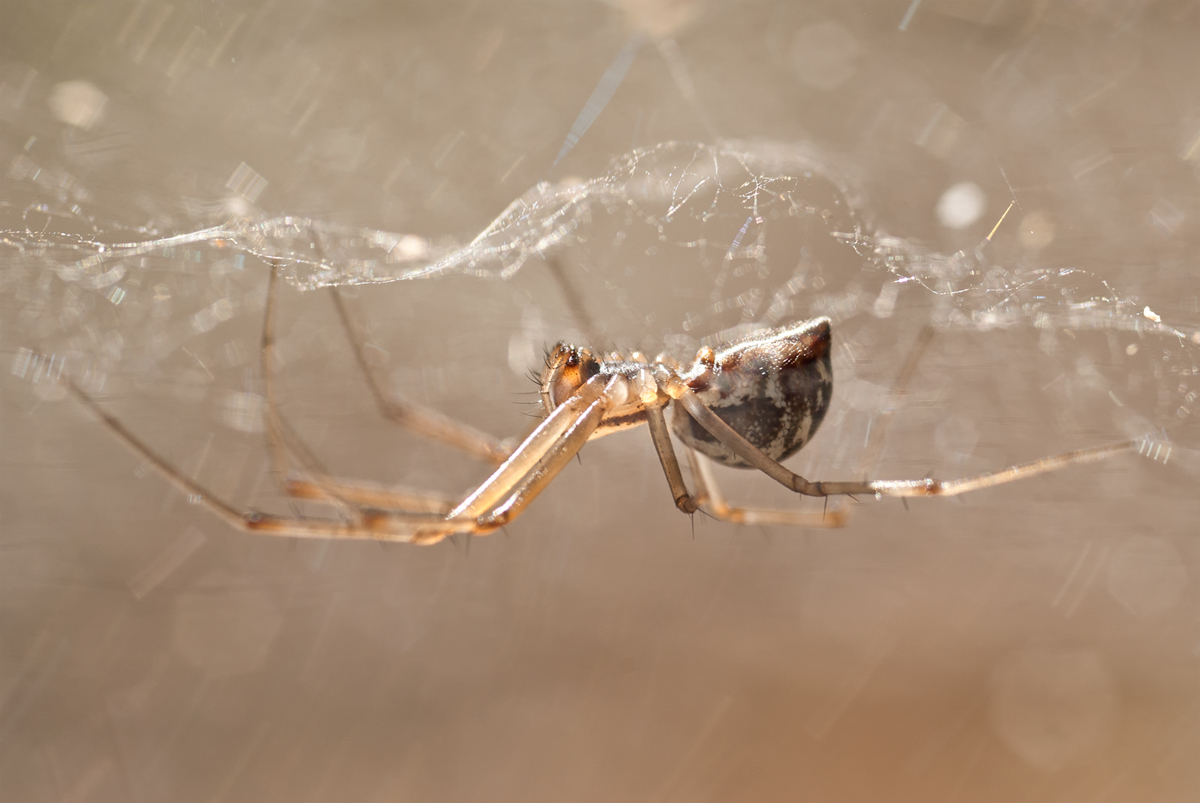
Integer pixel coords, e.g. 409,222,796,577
539,343,663,437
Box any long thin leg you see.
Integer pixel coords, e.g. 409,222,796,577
261,262,462,515
328,285,512,464
685,448,848,527
543,255,604,347
255,375,628,540
645,404,701,514
64,373,629,544
644,403,844,527
858,325,935,473
261,264,375,524
282,476,456,514
656,366,1144,499
63,375,457,540
64,377,267,532
450,375,617,519
461,376,626,528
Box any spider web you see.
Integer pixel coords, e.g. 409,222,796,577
3,141,1198,449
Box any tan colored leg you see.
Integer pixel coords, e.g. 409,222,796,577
657,366,1144,500
685,448,848,527
645,404,701,514
858,325,935,473
328,285,512,464
65,373,629,545
542,255,604,347
260,262,470,516
644,402,845,527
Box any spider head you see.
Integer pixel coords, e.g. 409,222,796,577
540,343,601,411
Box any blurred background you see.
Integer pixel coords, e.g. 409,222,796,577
1,1,1198,800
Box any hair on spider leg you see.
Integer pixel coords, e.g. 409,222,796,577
687,504,719,540
513,398,547,409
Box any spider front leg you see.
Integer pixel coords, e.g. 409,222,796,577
251,372,635,541
66,372,631,544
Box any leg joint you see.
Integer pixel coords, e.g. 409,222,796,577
674,494,699,514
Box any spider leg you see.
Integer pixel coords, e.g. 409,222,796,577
64,373,629,544
644,404,701,514
254,373,632,539
328,282,512,464
64,374,459,540
657,367,1142,499
543,255,604,347
684,448,848,527
645,404,845,527
260,262,464,515
281,476,456,514
450,374,621,520
63,377,265,532
858,325,935,474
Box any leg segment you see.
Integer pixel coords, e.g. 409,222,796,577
858,326,935,474
656,365,1142,500
65,373,630,544
328,285,512,464
684,448,847,527
260,263,478,516
645,403,844,527
645,404,701,514
543,255,604,347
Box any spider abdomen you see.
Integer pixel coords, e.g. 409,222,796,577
671,318,833,468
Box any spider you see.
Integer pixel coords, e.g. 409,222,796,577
64,261,1143,546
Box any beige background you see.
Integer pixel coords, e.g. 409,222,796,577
1,2,1198,801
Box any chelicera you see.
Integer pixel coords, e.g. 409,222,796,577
64,262,1142,545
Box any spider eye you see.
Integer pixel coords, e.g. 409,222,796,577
566,352,579,367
